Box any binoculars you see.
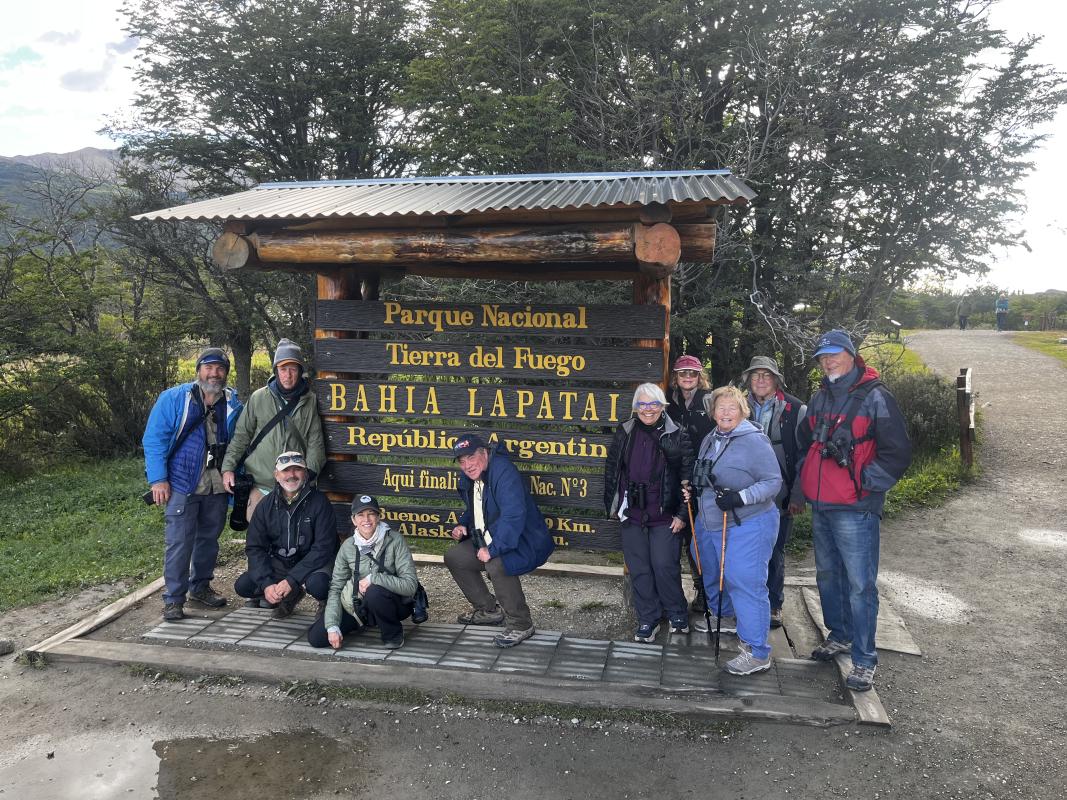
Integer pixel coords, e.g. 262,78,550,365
691,459,718,494
814,418,852,469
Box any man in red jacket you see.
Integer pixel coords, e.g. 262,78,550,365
794,330,912,692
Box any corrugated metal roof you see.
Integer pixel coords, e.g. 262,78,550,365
134,170,755,222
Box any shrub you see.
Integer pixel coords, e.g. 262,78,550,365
879,369,959,460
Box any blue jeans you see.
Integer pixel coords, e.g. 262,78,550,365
812,509,881,667
163,491,228,604
692,508,779,659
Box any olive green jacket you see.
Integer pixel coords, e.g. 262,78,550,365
325,524,418,630
219,378,325,490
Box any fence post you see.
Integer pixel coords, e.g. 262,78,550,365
956,368,975,468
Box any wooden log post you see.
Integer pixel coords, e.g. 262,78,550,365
633,273,672,390
316,270,363,507
956,367,975,469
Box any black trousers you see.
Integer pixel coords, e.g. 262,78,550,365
307,584,412,646
234,561,331,602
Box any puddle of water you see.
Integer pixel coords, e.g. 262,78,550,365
878,570,971,624
0,729,365,800
1018,528,1067,548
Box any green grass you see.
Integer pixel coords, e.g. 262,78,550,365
1011,331,1067,368
0,457,162,613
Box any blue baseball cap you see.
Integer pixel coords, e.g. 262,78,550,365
453,434,488,460
813,330,856,358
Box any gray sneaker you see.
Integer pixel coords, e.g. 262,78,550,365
715,615,737,634
457,606,505,626
846,663,877,692
493,627,535,648
189,585,227,608
811,638,852,661
723,649,772,675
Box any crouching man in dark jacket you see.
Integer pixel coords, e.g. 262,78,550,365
233,450,338,618
444,434,555,648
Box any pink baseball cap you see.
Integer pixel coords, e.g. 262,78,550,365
672,355,703,372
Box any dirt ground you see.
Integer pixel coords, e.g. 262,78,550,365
1,328,1065,799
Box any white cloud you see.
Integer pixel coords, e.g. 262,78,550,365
38,30,82,46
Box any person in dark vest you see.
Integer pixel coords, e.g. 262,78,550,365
604,383,694,642
796,330,912,692
742,356,807,629
665,354,714,613
233,451,338,618
143,348,244,621
221,338,325,522
445,434,555,648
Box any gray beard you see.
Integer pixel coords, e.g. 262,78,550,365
197,378,226,397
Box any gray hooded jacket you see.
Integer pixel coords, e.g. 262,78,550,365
695,419,782,528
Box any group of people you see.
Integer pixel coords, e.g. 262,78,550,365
602,329,911,691
955,292,1010,331
143,340,553,653
143,327,911,692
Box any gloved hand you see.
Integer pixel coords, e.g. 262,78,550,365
715,490,744,511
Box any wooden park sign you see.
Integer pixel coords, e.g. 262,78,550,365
313,294,664,550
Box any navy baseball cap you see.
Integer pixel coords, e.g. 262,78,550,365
452,434,488,460
813,330,857,358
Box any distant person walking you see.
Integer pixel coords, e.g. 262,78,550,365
995,293,1010,332
956,296,973,331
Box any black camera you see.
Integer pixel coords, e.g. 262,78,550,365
206,442,227,471
627,482,648,510
690,460,717,495
471,528,487,551
820,438,851,468
229,472,256,531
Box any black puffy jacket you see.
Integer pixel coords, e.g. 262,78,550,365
603,414,694,520
666,387,714,457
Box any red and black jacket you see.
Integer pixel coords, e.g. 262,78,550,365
797,359,912,516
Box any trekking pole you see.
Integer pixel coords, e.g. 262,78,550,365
683,484,714,646
714,510,728,664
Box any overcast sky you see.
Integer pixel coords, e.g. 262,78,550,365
1,0,1063,293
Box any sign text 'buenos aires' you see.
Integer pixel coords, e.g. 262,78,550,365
318,381,625,426
316,299,666,339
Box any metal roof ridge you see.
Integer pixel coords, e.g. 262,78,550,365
256,169,734,190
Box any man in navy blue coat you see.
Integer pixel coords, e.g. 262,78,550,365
444,434,554,648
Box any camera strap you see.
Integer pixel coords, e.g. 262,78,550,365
234,393,302,472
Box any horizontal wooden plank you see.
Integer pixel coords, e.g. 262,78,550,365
412,553,626,577
330,502,621,551
315,339,663,382
316,299,666,339
319,462,603,511
316,381,630,427
324,422,612,466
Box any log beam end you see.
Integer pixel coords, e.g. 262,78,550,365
212,231,254,270
634,223,681,278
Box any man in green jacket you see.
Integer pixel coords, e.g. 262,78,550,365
221,339,325,520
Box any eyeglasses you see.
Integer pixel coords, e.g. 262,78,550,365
751,371,775,381
636,401,663,410
676,370,700,378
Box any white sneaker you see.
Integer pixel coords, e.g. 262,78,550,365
723,649,772,676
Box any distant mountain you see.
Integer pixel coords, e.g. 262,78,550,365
0,147,119,217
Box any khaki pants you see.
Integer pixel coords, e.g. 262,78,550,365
444,537,533,630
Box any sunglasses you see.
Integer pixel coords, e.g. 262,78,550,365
676,370,701,377
636,401,663,410
276,454,306,467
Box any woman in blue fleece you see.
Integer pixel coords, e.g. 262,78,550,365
688,386,782,676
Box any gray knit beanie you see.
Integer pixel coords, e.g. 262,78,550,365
272,338,305,369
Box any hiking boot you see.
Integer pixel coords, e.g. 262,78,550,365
634,623,660,643
723,649,773,675
493,627,535,648
846,664,877,692
811,638,852,661
272,588,305,619
457,605,505,626
189,585,227,608
669,616,690,635
382,633,405,650
162,602,184,621
769,608,783,629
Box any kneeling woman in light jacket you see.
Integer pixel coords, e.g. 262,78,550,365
307,494,418,650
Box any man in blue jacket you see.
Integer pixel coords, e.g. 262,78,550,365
444,434,554,648
143,348,243,621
